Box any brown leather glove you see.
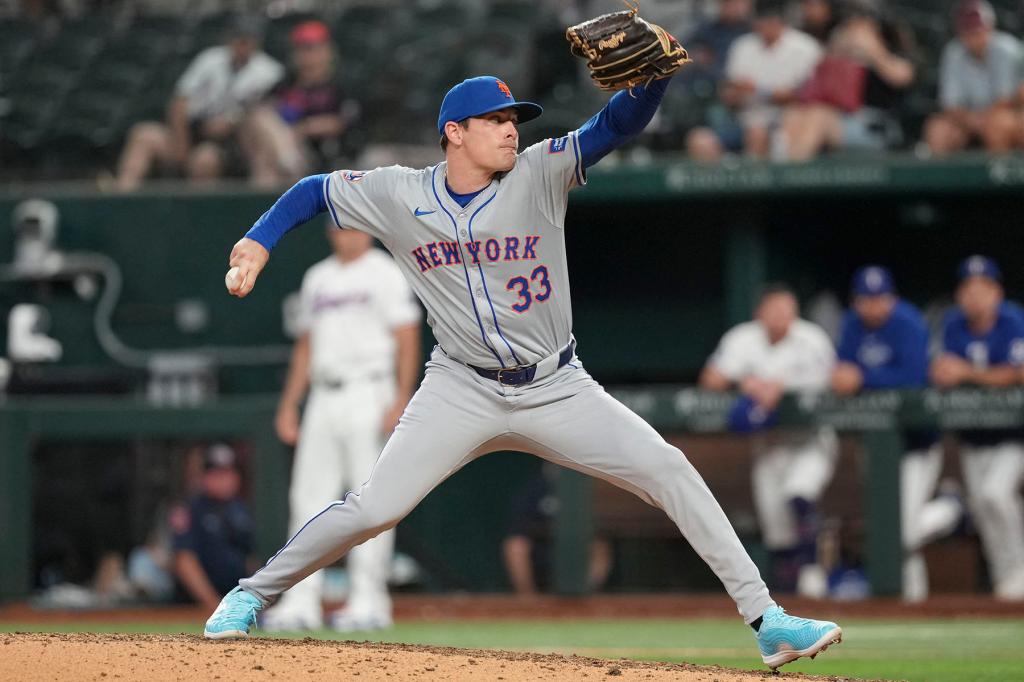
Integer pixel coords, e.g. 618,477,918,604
566,7,690,92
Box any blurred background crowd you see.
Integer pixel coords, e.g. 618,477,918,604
4,0,1024,183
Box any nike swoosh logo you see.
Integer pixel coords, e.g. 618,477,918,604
414,207,436,217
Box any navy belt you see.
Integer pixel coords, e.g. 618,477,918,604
468,342,575,386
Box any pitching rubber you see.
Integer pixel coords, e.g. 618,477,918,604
761,626,843,670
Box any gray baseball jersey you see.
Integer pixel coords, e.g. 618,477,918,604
239,132,777,626
323,131,585,368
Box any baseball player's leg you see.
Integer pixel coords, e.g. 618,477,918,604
902,444,959,552
751,447,798,552
239,352,504,605
962,442,1024,593
900,444,944,602
779,431,838,596
970,440,1024,589
778,430,838,504
336,380,396,626
509,367,774,624
266,391,344,624
749,444,811,593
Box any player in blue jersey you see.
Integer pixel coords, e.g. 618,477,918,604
832,266,962,601
931,256,1024,600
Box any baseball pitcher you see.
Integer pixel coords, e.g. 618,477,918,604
205,8,843,670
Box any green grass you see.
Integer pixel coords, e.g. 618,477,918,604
2,618,1022,682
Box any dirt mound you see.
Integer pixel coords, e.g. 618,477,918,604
0,632,863,681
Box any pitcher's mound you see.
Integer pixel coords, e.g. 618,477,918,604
0,632,852,681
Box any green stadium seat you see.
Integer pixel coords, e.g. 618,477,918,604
52,90,132,147
3,91,62,149
487,0,543,26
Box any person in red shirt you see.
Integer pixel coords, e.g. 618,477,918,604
241,20,357,187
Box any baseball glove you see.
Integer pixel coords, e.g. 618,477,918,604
565,6,690,92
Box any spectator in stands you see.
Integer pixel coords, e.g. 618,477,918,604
699,284,837,597
240,20,357,188
832,266,962,602
502,464,612,596
931,256,1024,601
923,1,1023,157
799,0,839,45
170,444,255,611
113,16,284,191
779,0,916,161
679,0,753,88
686,0,822,162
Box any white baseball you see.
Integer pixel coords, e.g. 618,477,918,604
225,266,244,291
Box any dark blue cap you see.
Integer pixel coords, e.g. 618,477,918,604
727,396,779,433
852,265,895,296
958,255,1001,282
437,76,543,137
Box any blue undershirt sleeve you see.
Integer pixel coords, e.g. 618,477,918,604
576,78,670,169
244,174,329,251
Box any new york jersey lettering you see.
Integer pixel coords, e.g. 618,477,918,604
411,235,541,273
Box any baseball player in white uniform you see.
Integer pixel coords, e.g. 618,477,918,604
205,74,842,670
262,224,421,632
700,285,838,599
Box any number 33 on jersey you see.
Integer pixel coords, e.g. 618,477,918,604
323,131,585,369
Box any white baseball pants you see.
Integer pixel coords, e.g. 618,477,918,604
901,444,961,601
271,380,395,622
960,441,1024,594
751,430,838,551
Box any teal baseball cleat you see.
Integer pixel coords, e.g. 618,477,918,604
755,605,842,670
203,586,264,639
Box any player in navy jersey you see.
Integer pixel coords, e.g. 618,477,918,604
931,256,1024,600
833,266,962,601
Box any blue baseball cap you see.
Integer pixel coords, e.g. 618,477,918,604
958,255,1001,282
437,76,543,137
852,265,895,296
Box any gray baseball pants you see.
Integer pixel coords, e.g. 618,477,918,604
241,347,776,623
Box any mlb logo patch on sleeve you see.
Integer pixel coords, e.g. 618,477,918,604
549,136,568,154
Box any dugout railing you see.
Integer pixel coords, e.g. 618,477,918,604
3,387,1023,600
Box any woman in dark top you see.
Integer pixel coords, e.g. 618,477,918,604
780,0,916,160
241,20,356,186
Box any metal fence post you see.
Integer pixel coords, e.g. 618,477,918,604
863,429,904,596
553,467,593,595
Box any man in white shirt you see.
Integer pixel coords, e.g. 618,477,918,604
700,284,837,598
114,16,284,190
687,0,822,161
262,221,422,632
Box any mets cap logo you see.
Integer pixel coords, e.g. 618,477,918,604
865,267,884,291
496,79,512,99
